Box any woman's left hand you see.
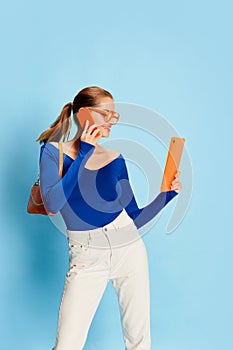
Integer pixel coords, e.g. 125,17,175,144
170,171,182,193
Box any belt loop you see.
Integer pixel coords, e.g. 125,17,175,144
112,223,119,230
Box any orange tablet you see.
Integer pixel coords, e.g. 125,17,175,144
160,137,185,192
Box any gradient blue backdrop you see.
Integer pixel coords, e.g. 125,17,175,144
0,1,232,349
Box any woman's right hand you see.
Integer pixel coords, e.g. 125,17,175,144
80,120,102,146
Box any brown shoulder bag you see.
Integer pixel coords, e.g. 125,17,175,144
27,143,63,216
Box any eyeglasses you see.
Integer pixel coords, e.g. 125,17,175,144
86,107,120,125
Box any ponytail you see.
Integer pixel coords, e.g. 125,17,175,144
37,86,114,144
36,102,73,144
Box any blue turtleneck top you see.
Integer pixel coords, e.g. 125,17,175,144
39,140,178,230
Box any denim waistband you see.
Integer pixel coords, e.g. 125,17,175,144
66,209,140,249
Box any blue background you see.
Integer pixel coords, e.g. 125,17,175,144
0,0,232,349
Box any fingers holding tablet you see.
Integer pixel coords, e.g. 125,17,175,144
160,138,185,193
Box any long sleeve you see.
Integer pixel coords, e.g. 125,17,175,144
118,158,179,229
39,140,95,214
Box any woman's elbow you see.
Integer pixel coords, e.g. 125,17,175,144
41,194,60,214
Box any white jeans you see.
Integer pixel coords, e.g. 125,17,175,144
52,210,151,350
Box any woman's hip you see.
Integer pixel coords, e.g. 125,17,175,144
66,209,142,250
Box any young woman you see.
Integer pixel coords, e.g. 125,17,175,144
37,86,182,350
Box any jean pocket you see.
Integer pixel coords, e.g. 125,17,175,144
68,239,106,271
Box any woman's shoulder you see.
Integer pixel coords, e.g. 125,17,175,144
48,141,59,148
40,141,59,158
107,149,121,158
102,148,123,165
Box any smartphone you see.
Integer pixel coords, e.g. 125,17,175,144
160,137,185,192
77,108,101,136
77,108,95,129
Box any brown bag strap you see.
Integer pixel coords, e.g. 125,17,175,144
58,142,63,178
